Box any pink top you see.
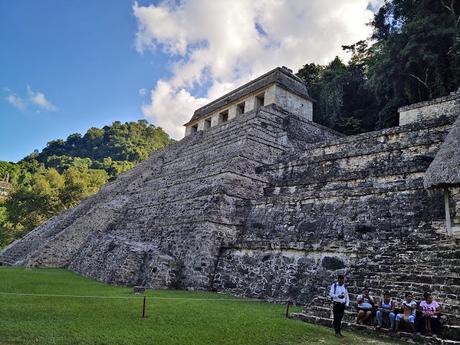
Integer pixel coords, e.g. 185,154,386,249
420,300,440,317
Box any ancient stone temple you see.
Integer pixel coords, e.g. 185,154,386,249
1,67,459,343
184,67,314,135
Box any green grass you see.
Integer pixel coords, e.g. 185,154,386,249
0,267,400,345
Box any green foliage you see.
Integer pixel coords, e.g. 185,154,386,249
297,0,460,132
30,119,172,165
0,120,173,248
0,161,20,185
298,54,379,134
0,268,400,345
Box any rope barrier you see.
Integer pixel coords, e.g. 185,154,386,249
0,291,264,302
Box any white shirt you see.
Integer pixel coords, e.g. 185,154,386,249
329,282,349,306
401,300,417,316
357,294,374,309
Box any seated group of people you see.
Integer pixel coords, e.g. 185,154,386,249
356,289,442,336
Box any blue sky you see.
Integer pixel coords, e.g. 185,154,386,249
0,0,165,162
0,0,380,163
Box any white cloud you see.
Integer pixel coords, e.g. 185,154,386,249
133,0,383,139
6,93,27,111
27,86,57,111
139,88,147,97
5,86,57,112
142,80,208,132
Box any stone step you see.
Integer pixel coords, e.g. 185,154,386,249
358,263,460,275
136,162,267,200
270,151,435,187
307,298,460,326
265,123,450,176
366,255,460,268
351,269,460,279
142,157,267,191
150,127,279,172
346,292,460,308
290,312,460,344
159,135,278,171
0,254,16,265
267,155,436,191
349,278,460,296
263,173,426,199
175,115,287,157
290,116,454,162
309,295,460,321
346,289,460,309
306,304,459,328
179,130,286,163
354,273,460,285
433,250,460,259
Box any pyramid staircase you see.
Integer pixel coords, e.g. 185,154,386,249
290,232,460,344
246,114,460,344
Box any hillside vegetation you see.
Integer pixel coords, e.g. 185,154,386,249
0,120,173,248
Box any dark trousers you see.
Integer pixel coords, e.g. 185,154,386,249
333,302,346,334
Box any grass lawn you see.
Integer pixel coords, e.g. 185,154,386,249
0,267,400,345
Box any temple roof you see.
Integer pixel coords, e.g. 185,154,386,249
184,66,313,126
424,114,460,188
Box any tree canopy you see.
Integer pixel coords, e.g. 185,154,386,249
297,0,460,133
0,120,173,248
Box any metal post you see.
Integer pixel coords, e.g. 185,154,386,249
285,301,292,318
142,296,146,318
445,188,453,237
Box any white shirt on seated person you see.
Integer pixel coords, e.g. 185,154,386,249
357,294,374,309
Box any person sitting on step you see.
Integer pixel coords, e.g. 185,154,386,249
376,291,395,330
419,292,442,336
356,288,375,325
395,292,417,332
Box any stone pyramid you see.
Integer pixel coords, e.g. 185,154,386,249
2,68,460,343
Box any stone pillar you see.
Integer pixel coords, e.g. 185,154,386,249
211,113,219,127
197,120,205,131
264,85,276,106
245,96,256,112
453,188,460,223
445,188,453,236
185,126,192,137
228,106,237,120
451,187,460,237
305,102,313,120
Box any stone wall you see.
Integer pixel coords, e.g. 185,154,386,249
399,89,460,125
274,84,313,120
212,114,456,303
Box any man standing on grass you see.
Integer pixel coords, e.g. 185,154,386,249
329,274,349,337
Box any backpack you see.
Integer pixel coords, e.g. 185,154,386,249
330,283,337,301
